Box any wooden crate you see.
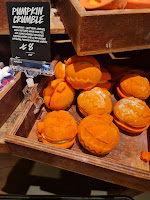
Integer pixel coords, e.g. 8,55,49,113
4,68,150,192
55,0,150,56
0,72,26,128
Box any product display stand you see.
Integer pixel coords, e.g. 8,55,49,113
0,0,150,198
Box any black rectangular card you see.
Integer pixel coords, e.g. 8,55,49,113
7,2,51,62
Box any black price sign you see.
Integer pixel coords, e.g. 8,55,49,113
7,2,51,62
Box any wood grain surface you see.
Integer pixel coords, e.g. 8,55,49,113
0,72,26,128
55,0,150,55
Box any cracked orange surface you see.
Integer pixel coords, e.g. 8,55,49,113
65,55,101,90
43,79,75,110
77,87,112,116
117,74,150,100
113,97,150,134
78,114,119,155
37,110,77,149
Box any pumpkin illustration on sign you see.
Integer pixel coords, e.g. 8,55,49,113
65,55,102,90
79,0,127,10
37,110,78,149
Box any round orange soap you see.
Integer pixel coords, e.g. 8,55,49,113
117,74,150,100
77,87,112,116
65,55,101,90
43,79,75,110
113,97,150,134
37,110,77,149
78,114,119,155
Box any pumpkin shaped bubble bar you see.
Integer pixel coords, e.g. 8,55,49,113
65,55,102,90
113,97,150,134
125,0,150,9
140,151,150,162
79,0,127,10
37,110,78,149
43,79,75,110
96,67,111,90
78,114,119,155
77,87,112,117
54,61,66,80
117,74,150,100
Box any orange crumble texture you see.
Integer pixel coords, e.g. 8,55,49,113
54,61,66,80
37,110,77,149
113,97,150,134
125,0,150,9
117,74,150,100
77,87,112,116
79,0,127,10
65,55,102,90
78,114,119,155
96,67,112,90
43,79,75,110
140,151,150,162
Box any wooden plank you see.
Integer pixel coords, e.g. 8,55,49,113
0,102,25,153
0,72,26,128
0,1,65,35
5,139,150,192
55,0,150,55
55,0,81,53
50,8,65,34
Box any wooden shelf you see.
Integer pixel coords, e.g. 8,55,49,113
4,98,150,192
3,65,150,192
55,0,150,55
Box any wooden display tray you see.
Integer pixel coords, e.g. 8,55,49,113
5,79,150,192
55,0,150,56
0,72,26,128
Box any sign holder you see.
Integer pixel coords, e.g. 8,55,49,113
7,2,52,113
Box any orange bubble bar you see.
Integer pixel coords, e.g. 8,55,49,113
78,114,119,155
37,110,77,149
117,74,150,100
125,0,150,9
77,87,112,116
43,79,75,110
140,151,150,162
113,97,150,134
65,55,102,90
79,0,127,10
96,68,112,90
54,61,66,80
